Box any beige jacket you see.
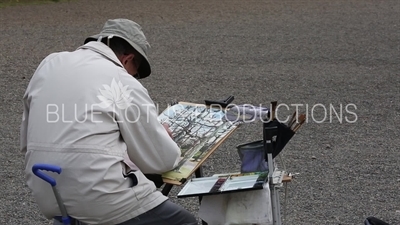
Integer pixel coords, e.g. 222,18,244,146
20,42,181,225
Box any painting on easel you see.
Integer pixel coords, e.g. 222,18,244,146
158,102,239,184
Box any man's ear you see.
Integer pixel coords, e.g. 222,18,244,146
121,54,134,66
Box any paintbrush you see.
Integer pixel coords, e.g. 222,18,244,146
288,111,297,127
289,114,300,130
270,101,278,121
289,114,298,130
293,114,306,132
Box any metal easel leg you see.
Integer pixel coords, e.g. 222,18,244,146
264,122,282,225
270,184,282,225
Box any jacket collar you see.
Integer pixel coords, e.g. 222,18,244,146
77,41,124,68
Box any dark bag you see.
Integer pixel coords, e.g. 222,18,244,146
237,120,295,173
263,119,295,159
237,140,268,173
364,216,390,225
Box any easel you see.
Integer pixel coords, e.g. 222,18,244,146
161,124,293,225
159,98,299,225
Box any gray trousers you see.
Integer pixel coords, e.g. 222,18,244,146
53,200,198,225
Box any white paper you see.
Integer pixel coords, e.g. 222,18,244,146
179,177,219,196
220,175,260,191
198,183,273,225
178,173,267,197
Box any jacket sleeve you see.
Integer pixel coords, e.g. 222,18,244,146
116,75,181,174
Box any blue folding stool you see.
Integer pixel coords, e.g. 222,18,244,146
32,164,72,225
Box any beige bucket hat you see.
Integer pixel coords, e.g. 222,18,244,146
85,19,151,79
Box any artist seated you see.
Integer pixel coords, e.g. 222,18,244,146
21,19,197,225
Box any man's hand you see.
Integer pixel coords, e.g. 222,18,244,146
162,123,173,139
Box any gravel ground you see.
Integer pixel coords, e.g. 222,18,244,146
0,0,399,224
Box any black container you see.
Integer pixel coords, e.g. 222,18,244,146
237,119,295,173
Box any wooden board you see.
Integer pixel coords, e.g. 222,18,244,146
158,102,240,185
